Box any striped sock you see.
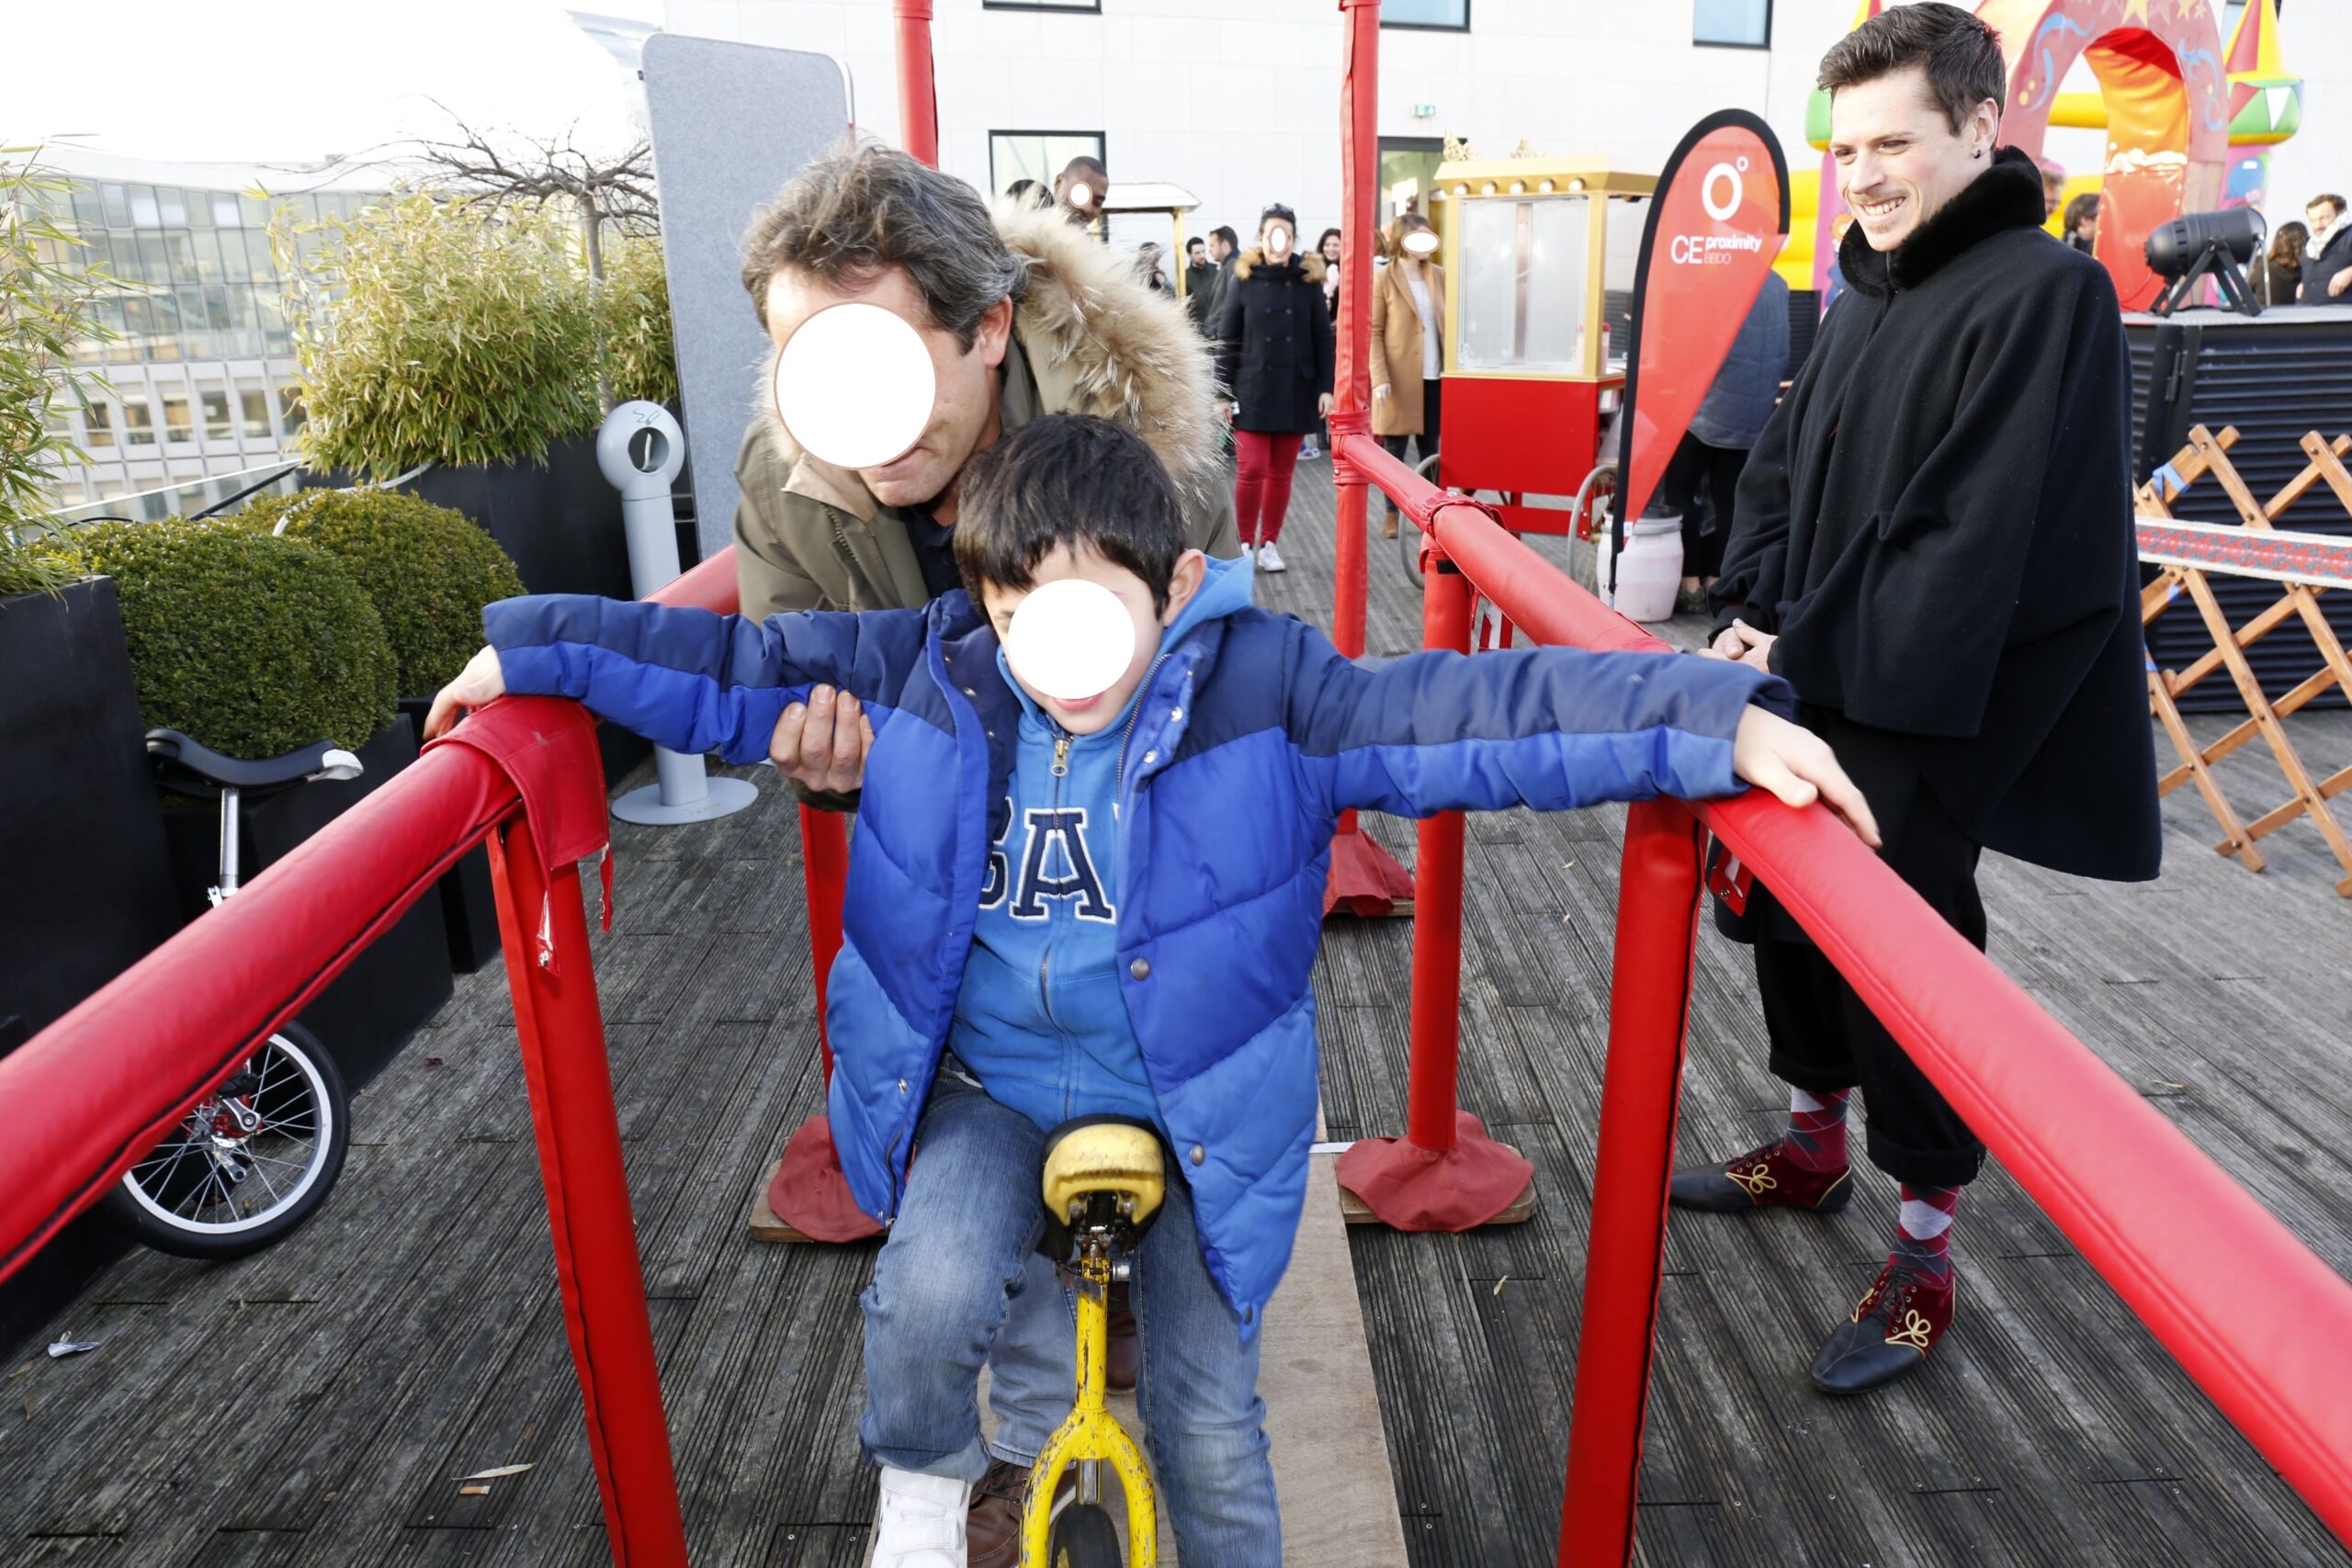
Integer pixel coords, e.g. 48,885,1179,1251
1781,1087,1850,1173
1892,1184,1961,1284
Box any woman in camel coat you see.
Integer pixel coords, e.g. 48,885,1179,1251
1371,212,1445,537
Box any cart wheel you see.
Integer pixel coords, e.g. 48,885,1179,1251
1046,1501,1125,1568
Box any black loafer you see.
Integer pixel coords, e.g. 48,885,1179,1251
1668,1143,1854,1213
1809,1266,1954,1395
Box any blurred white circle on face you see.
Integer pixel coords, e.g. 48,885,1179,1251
1069,182,1095,209
1003,579,1136,703
1266,226,1292,256
1403,230,1440,257
774,302,935,470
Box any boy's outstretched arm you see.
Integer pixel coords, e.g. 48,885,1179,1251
1283,630,1878,845
422,594,920,766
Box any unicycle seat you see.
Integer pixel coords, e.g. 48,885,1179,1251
146,728,362,795
1041,1115,1167,1234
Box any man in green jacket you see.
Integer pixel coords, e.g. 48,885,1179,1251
731,139,1237,1566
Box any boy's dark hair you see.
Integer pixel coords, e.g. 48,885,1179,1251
741,139,1027,347
1817,1,2007,136
955,414,1187,614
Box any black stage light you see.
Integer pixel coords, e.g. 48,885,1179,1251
2144,207,2267,318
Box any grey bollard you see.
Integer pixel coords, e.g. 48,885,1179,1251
597,401,760,827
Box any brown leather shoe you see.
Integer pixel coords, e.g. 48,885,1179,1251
1106,1280,1140,1392
967,1458,1029,1568
1381,512,1400,539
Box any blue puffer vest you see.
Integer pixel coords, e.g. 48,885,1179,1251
484,576,1786,1330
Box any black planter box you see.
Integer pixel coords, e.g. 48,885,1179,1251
396,695,503,974
0,578,179,1056
158,715,454,1089
0,579,185,1357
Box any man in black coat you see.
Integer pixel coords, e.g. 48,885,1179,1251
1669,2,2160,1396
2299,193,2352,303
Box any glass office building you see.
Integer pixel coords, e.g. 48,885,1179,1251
32,148,384,508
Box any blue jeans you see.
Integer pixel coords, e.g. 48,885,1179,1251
861,1061,1282,1566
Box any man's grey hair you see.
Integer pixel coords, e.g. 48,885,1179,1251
741,139,1028,349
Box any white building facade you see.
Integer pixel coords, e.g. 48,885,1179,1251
36,148,384,511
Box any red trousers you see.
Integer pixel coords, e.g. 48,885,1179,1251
1232,431,1304,547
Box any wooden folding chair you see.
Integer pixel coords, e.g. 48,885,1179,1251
2137,424,2352,897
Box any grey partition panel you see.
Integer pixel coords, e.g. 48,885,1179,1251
641,35,849,558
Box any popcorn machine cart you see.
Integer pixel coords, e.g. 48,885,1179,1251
1417,156,1655,586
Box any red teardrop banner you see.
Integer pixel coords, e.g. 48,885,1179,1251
1614,111,1792,548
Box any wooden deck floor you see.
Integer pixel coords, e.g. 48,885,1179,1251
6,458,2350,1567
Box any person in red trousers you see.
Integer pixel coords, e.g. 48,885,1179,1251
1213,203,1334,575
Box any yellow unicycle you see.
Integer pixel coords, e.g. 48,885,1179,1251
1023,1116,1164,1568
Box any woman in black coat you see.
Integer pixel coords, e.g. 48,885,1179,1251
1214,204,1335,572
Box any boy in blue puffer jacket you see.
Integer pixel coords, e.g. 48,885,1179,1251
426,414,1875,1568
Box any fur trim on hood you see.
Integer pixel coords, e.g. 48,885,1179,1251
756,199,1222,509
1230,249,1326,285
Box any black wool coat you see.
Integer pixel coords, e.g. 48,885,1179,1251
1709,147,2160,883
1215,249,1337,434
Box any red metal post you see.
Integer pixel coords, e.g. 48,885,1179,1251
1332,546,1534,1230
798,804,849,1078
1322,0,1416,919
1406,555,1473,1150
894,0,939,162
1558,799,1706,1567
487,822,688,1567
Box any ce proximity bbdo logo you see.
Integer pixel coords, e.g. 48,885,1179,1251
1669,156,1766,266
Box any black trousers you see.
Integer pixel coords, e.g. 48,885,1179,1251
1746,713,1987,1189
1377,378,1444,505
1659,432,1746,581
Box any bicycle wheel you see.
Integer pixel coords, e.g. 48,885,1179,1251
1394,451,1446,591
1046,1500,1125,1568
103,1021,349,1259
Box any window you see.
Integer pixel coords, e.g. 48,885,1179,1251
1383,0,1468,28
198,381,233,440
1694,0,1770,48
277,382,307,435
237,383,272,439
129,184,160,227
85,401,115,449
122,394,155,446
988,131,1106,205
212,192,243,229
100,183,130,229
161,388,193,444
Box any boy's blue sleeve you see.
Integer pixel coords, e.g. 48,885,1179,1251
481,594,922,766
1282,622,1796,819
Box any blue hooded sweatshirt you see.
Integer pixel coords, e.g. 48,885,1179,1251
951,557,1255,1136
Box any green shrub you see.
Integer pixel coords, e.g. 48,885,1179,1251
601,229,679,408
2,147,118,597
53,520,396,758
279,193,602,479
240,488,524,697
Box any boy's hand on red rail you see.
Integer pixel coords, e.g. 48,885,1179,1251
423,646,506,741
1732,707,1882,847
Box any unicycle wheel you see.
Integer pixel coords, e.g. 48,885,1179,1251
1046,1500,1125,1568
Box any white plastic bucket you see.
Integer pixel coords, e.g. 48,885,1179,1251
1609,511,1685,625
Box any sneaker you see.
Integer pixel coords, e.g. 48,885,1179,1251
1667,1141,1852,1213
1257,541,1288,573
876,1466,970,1567
1808,1264,1956,1394
1301,440,1322,459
